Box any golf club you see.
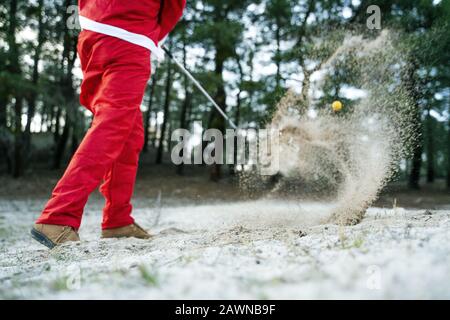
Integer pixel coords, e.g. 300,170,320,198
162,45,238,130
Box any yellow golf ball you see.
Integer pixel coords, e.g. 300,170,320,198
332,100,343,112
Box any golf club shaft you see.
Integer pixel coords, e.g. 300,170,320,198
162,45,238,130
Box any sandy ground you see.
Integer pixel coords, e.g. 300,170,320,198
1,196,450,299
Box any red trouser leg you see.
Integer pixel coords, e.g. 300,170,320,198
36,31,150,229
99,111,144,229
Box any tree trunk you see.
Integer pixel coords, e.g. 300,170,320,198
69,108,79,156
12,98,23,178
275,18,281,90
176,34,191,175
56,6,77,169
51,0,77,170
53,106,62,143
23,0,45,164
405,60,422,189
176,91,191,175
447,122,450,189
144,70,159,153
234,55,244,128
24,99,36,152
53,112,70,169
230,55,244,176
156,60,173,164
8,0,23,178
152,115,159,148
0,95,10,174
71,126,79,156
425,110,435,183
409,143,423,190
209,50,226,181
447,89,450,189
167,121,173,152
0,96,6,128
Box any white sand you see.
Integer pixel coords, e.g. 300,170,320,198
1,198,449,299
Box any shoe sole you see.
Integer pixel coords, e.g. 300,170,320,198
30,228,56,249
101,235,152,240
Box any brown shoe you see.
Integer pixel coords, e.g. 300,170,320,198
101,223,152,239
31,224,80,249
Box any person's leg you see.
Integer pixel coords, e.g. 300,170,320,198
99,111,144,230
36,34,150,230
36,108,142,229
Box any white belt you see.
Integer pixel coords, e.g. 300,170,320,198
78,15,165,60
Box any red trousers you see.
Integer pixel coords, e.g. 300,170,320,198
36,31,151,230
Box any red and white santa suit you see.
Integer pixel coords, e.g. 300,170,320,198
36,0,186,230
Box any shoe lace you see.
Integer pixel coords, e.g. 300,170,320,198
55,227,74,244
133,223,147,234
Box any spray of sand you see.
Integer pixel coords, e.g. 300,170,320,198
241,30,416,225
